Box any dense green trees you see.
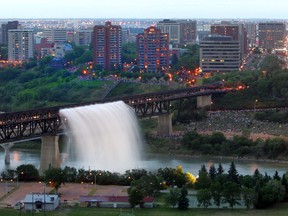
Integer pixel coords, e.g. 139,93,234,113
122,42,137,64
178,185,189,210
181,130,288,160
44,167,67,193
171,45,199,71
255,110,288,123
165,188,181,208
16,164,40,181
1,162,287,210
197,189,212,208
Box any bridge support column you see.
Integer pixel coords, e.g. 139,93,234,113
1,143,14,165
157,113,173,136
39,135,60,174
197,94,212,108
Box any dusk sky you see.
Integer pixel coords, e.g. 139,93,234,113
1,0,287,19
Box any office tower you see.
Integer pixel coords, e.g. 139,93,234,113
43,29,68,43
137,26,169,73
66,31,75,43
157,19,197,45
74,29,93,46
157,19,180,44
93,21,122,71
258,22,286,50
1,21,19,45
211,23,248,57
200,35,241,73
179,20,197,45
8,29,34,62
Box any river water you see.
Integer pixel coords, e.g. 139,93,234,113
0,150,287,177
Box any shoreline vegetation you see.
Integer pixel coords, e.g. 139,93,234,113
143,109,288,166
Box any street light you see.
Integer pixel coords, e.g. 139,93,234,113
254,99,258,112
1,179,8,195
90,172,96,190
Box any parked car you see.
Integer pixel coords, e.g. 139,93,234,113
13,201,24,210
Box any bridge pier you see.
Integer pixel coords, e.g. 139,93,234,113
39,135,60,174
157,113,173,136
0,143,14,165
197,94,212,108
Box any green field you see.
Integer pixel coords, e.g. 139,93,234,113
2,203,288,216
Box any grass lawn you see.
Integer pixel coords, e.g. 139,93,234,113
1,203,288,216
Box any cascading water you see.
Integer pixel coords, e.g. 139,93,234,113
59,101,143,173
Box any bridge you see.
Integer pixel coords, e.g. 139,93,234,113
0,83,229,171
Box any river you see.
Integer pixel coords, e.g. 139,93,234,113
0,149,287,176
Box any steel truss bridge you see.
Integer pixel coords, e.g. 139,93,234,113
0,84,229,144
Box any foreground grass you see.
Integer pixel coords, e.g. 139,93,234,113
2,203,288,216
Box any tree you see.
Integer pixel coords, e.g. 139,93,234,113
241,175,255,188
178,185,189,210
209,164,217,181
209,132,226,145
242,187,256,210
165,188,181,208
260,55,284,77
222,181,241,209
157,167,186,188
255,179,285,209
186,172,197,187
273,171,281,181
228,162,239,184
16,164,39,181
194,170,212,190
131,174,164,197
197,189,212,208
210,181,222,208
281,174,288,193
217,163,224,176
128,186,145,208
44,168,66,193
63,166,77,182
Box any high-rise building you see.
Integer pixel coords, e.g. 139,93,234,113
93,21,122,71
157,19,180,44
200,35,241,73
8,29,34,62
43,29,68,43
137,26,169,73
74,29,93,46
211,23,248,57
1,21,19,45
258,22,286,50
179,20,197,45
157,19,197,45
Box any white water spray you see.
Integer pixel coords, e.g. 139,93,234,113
59,101,143,173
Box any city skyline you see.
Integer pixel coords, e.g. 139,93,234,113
1,0,288,20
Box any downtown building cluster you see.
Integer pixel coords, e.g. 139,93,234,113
0,19,287,74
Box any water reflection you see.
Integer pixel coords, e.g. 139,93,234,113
0,150,287,177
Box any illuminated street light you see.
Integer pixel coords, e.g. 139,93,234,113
90,172,96,190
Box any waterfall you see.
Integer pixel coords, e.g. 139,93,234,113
59,101,143,172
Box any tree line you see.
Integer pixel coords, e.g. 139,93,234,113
1,162,287,210
181,130,288,160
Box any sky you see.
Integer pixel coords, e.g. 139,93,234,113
1,0,287,19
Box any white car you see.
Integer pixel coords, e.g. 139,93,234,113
13,201,24,210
